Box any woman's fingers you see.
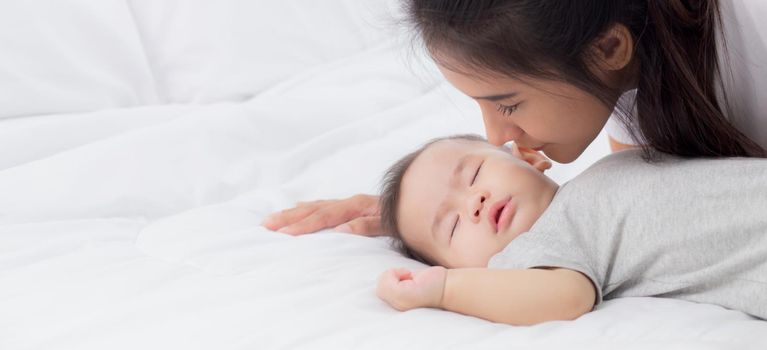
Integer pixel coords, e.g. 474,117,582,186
261,203,326,230
274,202,369,235
295,200,330,208
347,194,381,216
263,194,381,235
334,216,385,236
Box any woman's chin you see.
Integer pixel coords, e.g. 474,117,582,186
545,145,586,164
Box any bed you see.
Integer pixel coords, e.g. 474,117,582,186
2,1,766,349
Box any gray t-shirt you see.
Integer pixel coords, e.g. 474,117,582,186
488,150,767,319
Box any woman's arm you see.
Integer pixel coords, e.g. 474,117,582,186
377,266,596,326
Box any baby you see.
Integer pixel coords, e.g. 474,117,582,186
376,134,767,325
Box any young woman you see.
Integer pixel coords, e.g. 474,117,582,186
263,0,767,236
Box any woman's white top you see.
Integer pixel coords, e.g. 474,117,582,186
605,0,767,149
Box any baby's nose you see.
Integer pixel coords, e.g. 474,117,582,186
468,192,488,224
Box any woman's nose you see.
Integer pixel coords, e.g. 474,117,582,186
466,191,489,224
482,111,524,146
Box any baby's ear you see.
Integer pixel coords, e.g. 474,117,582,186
508,143,552,173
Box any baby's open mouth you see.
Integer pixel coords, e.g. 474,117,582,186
488,197,513,233
494,207,503,226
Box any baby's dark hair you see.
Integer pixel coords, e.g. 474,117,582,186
379,134,486,265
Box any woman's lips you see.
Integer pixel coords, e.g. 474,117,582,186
488,197,514,233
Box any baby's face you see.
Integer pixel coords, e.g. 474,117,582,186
397,139,558,268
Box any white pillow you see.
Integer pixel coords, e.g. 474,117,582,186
129,0,403,104
0,0,160,118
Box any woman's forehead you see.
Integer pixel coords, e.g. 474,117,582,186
438,64,514,91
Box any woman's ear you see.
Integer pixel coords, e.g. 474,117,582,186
590,23,635,73
509,143,552,173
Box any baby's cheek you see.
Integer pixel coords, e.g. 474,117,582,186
454,249,495,268
479,245,505,267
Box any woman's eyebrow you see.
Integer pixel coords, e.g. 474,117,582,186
470,92,518,102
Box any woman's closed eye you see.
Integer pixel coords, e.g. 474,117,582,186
496,103,519,116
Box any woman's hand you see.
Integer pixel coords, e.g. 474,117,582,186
377,266,447,311
261,194,384,236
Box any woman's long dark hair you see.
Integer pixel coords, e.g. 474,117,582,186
406,0,765,159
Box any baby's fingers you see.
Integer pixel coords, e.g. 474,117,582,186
377,268,412,294
378,268,411,287
377,268,424,311
377,270,398,299
392,268,413,281
377,275,404,310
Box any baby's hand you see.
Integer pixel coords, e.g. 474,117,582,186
376,266,447,311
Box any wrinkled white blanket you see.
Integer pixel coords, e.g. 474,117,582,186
1,1,765,349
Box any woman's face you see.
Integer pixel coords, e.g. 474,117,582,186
438,64,614,164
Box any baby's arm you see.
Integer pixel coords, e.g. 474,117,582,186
443,267,595,325
377,266,595,326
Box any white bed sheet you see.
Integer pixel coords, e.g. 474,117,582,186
2,11,766,350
